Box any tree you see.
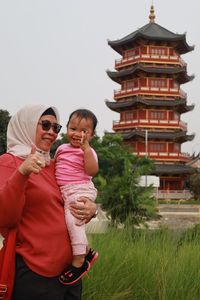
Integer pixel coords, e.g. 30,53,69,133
0,109,11,154
190,174,200,200
91,134,157,226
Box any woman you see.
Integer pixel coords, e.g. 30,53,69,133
0,104,97,300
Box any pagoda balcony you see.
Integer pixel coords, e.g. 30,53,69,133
115,54,186,70
113,119,187,131
133,151,190,162
114,86,186,100
152,190,192,200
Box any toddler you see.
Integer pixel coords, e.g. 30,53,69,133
55,109,99,285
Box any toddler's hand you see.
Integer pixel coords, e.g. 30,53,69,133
80,131,90,150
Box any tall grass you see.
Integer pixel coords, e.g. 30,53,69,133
83,225,200,300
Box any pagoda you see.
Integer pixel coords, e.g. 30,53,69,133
106,5,196,198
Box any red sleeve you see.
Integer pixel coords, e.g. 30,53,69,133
0,154,28,228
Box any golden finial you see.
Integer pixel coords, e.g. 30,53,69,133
149,2,155,23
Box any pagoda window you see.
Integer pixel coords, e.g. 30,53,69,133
168,143,180,152
169,111,179,121
125,111,133,120
174,82,179,89
140,78,147,86
124,48,139,59
124,110,137,121
139,109,146,119
169,111,174,120
133,111,137,119
174,112,179,120
169,48,174,56
150,143,166,152
124,79,138,90
169,80,178,89
173,50,179,57
127,80,135,89
168,143,173,152
149,46,167,56
150,110,166,120
174,143,180,152
171,181,180,190
141,46,147,54
169,79,173,88
150,78,167,88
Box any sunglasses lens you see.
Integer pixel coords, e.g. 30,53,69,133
53,124,62,134
41,121,51,131
40,121,62,134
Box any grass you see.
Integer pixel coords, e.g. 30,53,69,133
83,225,200,300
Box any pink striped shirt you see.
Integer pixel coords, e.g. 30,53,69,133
55,144,97,186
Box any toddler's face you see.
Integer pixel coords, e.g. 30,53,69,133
67,115,94,147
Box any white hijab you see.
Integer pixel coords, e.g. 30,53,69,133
7,104,60,162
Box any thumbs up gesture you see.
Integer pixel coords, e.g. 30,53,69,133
18,145,46,176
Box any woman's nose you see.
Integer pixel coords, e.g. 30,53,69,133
47,127,56,134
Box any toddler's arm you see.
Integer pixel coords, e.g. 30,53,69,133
80,131,99,176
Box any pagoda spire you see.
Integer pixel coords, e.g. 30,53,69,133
149,2,156,23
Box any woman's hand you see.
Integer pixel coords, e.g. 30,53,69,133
18,146,45,176
69,197,97,224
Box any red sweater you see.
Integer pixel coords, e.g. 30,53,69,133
0,153,72,277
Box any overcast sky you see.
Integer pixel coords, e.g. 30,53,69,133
0,0,199,153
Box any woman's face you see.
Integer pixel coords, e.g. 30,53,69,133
35,115,58,151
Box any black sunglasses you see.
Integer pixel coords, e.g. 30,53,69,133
38,120,62,134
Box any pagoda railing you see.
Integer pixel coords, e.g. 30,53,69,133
113,119,187,131
133,151,190,162
152,190,192,200
115,54,186,70
114,86,186,99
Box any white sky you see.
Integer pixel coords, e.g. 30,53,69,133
0,0,199,153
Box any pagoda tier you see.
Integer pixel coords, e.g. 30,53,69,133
153,164,196,191
122,130,194,142
121,129,194,163
108,20,194,55
106,5,196,195
153,164,195,176
106,96,194,133
107,64,194,100
107,64,194,84
106,97,194,114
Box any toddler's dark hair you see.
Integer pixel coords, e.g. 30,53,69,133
67,109,98,132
